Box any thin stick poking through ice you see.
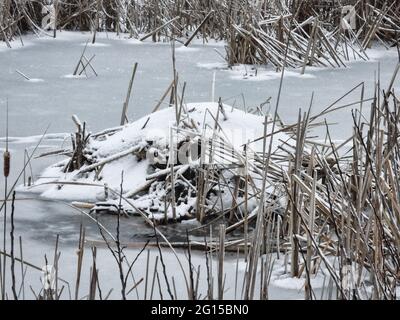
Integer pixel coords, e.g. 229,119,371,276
120,63,138,126
15,70,31,81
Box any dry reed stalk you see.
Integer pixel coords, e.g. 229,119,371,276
89,246,98,300
1,101,10,300
120,63,138,126
18,236,24,300
149,255,159,300
144,249,150,300
218,224,225,300
10,191,17,300
74,224,85,300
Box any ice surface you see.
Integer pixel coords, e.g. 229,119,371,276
228,65,316,81
1,31,399,141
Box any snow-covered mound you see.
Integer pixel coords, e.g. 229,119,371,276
21,103,293,222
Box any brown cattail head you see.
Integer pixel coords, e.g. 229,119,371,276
3,151,10,178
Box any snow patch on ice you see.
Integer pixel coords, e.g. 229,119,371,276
365,46,399,61
190,38,226,47
26,78,45,83
229,65,316,81
0,133,69,144
197,62,228,70
175,46,200,53
118,38,143,45
271,273,326,291
80,42,110,47
262,256,328,291
62,74,87,79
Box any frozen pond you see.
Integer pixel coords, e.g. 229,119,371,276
0,32,399,139
0,32,399,299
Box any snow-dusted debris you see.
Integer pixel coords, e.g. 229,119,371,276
21,103,294,223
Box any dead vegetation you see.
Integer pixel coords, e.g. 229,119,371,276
1,1,400,70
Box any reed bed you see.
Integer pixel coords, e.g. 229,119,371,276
1,1,399,69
